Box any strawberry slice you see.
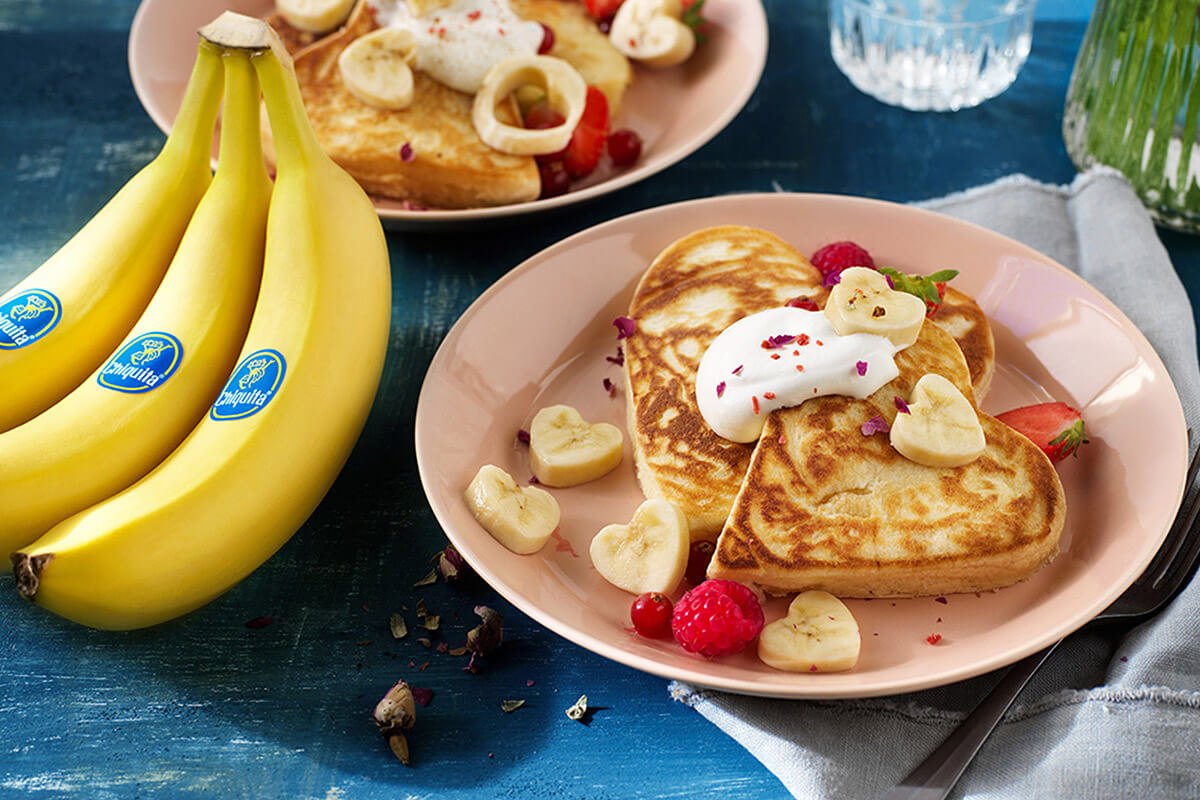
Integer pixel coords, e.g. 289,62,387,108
584,0,624,20
563,86,609,179
995,402,1090,463
877,267,959,316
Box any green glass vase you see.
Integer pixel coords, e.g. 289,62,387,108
1063,0,1200,232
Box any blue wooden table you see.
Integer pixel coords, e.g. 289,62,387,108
5,1,1197,798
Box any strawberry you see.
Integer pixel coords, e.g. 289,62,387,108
995,402,1090,463
584,0,624,21
563,86,609,179
877,267,958,316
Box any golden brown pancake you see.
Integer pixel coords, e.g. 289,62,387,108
930,286,995,401
708,322,1065,597
264,0,632,208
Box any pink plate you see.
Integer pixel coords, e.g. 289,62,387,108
414,193,1188,698
127,0,767,230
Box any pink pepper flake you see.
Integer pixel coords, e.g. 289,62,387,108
752,396,760,414
732,364,744,375
763,392,776,400
412,687,434,707
517,429,530,444
795,364,805,372
399,142,415,163
613,316,636,339
860,415,890,436
926,633,942,645
856,360,868,376
244,616,273,629
715,381,726,398
894,396,911,414
467,9,481,19
606,346,624,366
602,377,615,396
770,353,780,360
798,334,810,346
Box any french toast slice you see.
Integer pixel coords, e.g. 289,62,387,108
624,226,828,540
708,322,1065,597
624,226,997,540
264,0,632,208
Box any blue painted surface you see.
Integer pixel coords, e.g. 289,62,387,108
1,1,1197,798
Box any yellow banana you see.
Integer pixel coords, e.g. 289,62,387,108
0,43,223,432
0,50,271,554
13,13,391,631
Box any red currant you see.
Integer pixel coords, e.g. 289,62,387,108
537,22,555,54
537,159,570,199
630,592,674,639
524,100,565,131
607,128,643,167
685,540,715,586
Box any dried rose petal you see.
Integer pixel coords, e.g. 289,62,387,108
716,381,726,398
894,396,911,414
413,569,437,588
435,544,469,584
400,142,415,163
732,364,744,375
860,415,890,436
823,270,844,288
612,316,636,339
856,360,868,376
244,616,273,629
606,346,624,366
500,699,525,713
517,429,531,444
412,687,434,707
389,614,408,640
565,694,588,721
603,377,615,396
786,297,820,311
762,334,797,349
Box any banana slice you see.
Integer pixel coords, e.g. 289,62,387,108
890,373,986,467
529,404,623,487
590,499,689,595
609,0,696,68
465,464,560,555
337,28,418,111
405,0,454,15
757,591,861,672
824,267,926,348
276,0,356,34
472,56,586,155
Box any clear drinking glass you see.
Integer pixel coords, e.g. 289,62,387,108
1063,0,1200,233
830,0,1037,112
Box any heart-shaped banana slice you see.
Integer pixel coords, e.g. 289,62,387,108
890,373,986,467
465,464,560,555
609,0,696,68
757,590,860,672
337,28,417,110
590,499,689,594
825,267,926,348
529,404,623,487
472,56,586,155
277,0,355,33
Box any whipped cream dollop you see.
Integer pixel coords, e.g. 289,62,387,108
371,0,544,94
696,307,906,443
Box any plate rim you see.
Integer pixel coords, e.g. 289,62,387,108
126,0,770,229
414,191,1189,698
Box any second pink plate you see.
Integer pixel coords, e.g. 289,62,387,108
128,0,767,229
415,193,1188,698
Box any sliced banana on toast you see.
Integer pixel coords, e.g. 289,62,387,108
757,591,861,672
825,267,926,348
590,499,689,594
529,404,623,487
890,373,986,468
465,464,560,554
338,28,418,111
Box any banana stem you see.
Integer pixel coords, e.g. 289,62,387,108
216,51,270,182
253,48,328,173
161,41,225,165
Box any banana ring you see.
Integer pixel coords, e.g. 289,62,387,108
472,56,586,156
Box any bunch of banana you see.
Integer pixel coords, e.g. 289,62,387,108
8,12,392,630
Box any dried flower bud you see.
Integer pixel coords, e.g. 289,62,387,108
435,544,470,584
373,680,416,765
464,605,503,673
565,694,588,721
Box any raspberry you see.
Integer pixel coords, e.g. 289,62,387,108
810,241,875,286
630,592,673,639
671,579,764,657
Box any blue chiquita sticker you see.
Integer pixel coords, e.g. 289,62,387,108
97,332,184,394
0,289,62,350
210,349,286,421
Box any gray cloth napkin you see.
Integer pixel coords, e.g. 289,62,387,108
670,169,1200,799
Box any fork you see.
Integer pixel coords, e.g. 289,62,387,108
880,443,1200,800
